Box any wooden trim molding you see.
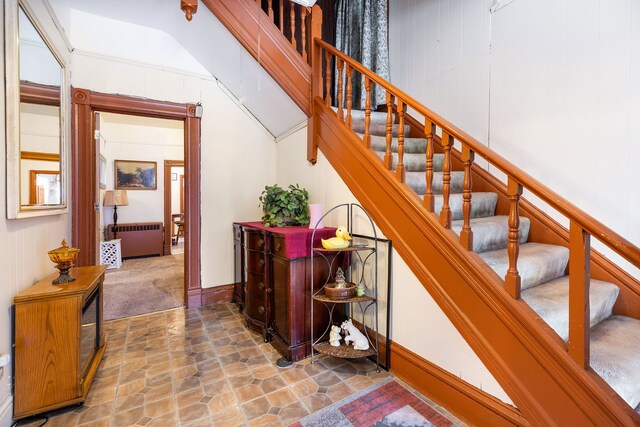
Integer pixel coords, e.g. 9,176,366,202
21,151,60,162
71,88,203,308
201,0,312,116
390,342,527,427
313,99,639,425
20,81,60,106
201,284,234,306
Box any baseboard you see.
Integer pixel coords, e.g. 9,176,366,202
0,395,13,427
390,342,527,427
200,284,235,306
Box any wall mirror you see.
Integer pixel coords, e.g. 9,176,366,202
5,0,68,218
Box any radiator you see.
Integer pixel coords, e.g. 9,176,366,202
107,222,164,258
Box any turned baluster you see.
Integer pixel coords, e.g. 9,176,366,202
505,177,523,299
279,1,284,31
396,100,407,182
363,77,372,148
337,59,344,122
301,8,308,62
324,51,332,107
568,221,591,369
267,0,274,19
424,119,436,212
383,92,395,170
345,65,353,129
460,145,475,250
290,3,297,51
440,132,453,228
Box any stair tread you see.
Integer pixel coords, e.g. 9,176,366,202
406,171,465,195
374,151,444,172
479,243,569,290
591,315,640,409
423,192,498,221
335,109,410,137
369,134,427,153
451,215,531,253
522,277,619,342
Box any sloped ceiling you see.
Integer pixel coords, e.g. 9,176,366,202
49,0,306,138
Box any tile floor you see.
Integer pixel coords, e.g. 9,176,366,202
20,303,462,426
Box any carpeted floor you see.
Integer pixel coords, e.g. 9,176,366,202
103,253,184,320
291,380,460,427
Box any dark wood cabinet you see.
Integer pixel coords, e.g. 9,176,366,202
235,222,342,361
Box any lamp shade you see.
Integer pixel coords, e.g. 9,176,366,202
103,190,128,207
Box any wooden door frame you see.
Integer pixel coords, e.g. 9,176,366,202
71,88,203,308
163,160,185,255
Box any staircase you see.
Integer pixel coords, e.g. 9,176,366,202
195,1,640,424
356,108,640,413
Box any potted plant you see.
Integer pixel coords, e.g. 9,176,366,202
259,184,310,227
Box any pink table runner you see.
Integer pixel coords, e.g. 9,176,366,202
238,222,337,259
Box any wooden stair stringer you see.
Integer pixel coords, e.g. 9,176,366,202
201,0,312,116
314,100,638,426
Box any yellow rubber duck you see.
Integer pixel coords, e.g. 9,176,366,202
321,226,352,249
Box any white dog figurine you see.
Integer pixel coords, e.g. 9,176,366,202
341,319,369,350
329,325,342,347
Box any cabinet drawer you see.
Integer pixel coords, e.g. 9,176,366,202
272,235,286,258
246,271,267,296
246,230,268,252
245,293,267,322
247,251,267,273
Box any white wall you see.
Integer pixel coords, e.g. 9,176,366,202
276,127,513,405
171,166,185,216
99,113,183,226
71,53,277,288
0,1,72,424
389,0,640,276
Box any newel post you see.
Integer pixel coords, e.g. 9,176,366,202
307,5,323,165
569,221,591,369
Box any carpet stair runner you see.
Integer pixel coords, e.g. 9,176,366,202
348,109,640,413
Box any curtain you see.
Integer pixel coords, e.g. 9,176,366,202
335,0,389,111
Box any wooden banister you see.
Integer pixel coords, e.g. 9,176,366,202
313,37,640,271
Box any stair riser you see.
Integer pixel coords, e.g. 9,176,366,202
373,152,444,172
428,192,498,221
407,171,464,195
370,135,427,154
522,278,619,342
451,216,531,253
480,244,569,291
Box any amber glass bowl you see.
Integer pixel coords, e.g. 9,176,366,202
48,240,80,284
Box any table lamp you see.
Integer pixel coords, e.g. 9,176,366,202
104,190,128,239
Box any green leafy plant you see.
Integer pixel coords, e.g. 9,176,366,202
259,184,310,227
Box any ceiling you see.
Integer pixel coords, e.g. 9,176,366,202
49,0,306,138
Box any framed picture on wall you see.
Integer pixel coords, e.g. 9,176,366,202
99,155,107,190
114,160,157,190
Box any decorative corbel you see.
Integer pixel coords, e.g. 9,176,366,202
181,0,198,21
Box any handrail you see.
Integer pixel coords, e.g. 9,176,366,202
314,38,640,270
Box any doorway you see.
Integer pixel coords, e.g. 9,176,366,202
71,88,203,308
164,160,185,256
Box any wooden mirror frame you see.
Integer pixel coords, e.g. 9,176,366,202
4,0,69,219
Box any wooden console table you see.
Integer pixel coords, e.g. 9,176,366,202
13,265,107,419
235,222,343,362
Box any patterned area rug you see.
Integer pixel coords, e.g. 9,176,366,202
103,253,184,320
291,380,455,427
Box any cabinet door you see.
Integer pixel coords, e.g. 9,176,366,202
272,255,290,344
